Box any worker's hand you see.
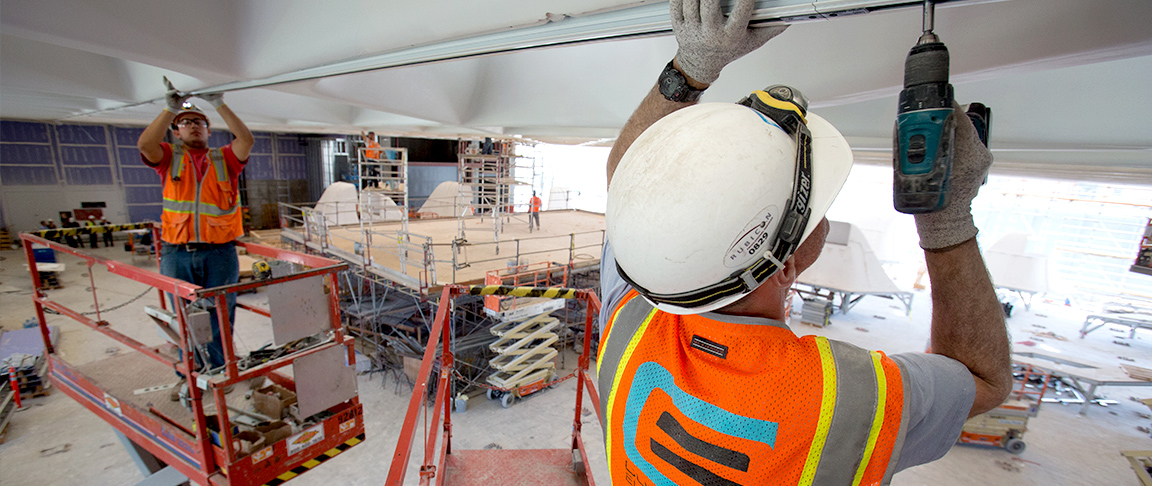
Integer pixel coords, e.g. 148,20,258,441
913,102,994,250
198,92,226,109
671,0,788,84
163,77,191,113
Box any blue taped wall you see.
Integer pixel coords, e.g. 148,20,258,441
0,119,310,232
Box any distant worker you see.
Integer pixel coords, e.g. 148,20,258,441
137,78,253,399
529,191,542,231
85,215,99,249
39,220,61,244
360,130,381,188
596,0,1011,484
99,216,114,247
61,213,82,248
361,130,381,160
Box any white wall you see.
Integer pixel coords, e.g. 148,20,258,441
2,185,127,233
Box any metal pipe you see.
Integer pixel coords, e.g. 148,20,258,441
60,0,957,121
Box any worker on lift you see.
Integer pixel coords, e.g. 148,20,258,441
137,79,253,400
597,0,1011,483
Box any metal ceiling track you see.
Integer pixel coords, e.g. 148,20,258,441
201,0,972,93
68,0,972,119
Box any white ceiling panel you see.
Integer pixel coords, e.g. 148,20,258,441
1,0,1150,183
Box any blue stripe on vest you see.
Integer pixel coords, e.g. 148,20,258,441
623,361,778,484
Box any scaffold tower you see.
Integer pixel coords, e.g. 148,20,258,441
456,140,538,254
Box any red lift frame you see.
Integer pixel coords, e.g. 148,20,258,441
385,284,602,486
20,222,365,486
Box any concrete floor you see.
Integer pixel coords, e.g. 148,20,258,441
2,243,1151,485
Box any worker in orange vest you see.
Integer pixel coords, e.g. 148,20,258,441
361,131,381,188
361,130,381,160
529,191,542,231
597,1,1010,484
137,78,253,400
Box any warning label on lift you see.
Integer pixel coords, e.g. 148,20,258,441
253,446,274,464
288,424,325,456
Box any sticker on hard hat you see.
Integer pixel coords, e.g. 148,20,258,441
724,206,778,268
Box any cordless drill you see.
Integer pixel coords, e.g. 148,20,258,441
894,1,955,214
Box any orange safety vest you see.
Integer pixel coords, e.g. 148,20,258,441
530,196,542,212
160,145,243,244
597,291,907,486
365,139,380,160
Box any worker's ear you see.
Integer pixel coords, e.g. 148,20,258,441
763,258,798,290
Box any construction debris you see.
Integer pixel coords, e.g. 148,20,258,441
1032,331,1067,341
1122,364,1152,381
995,460,1021,472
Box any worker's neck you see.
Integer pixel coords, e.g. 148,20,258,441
713,283,790,322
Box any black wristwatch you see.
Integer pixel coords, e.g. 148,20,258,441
658,61,706,103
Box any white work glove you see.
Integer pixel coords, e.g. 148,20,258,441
913,102,994,250
163,77,191,113
671,0,788,84
198,92,225,109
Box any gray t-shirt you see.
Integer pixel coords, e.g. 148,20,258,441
598,241,975,473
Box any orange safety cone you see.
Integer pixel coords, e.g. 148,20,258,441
8,366,22,409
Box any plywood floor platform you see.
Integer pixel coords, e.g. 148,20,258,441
282,210,605,293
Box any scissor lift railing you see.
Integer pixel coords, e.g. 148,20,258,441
20,222,365,486
386,285,601,486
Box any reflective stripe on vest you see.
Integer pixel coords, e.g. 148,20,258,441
597,292,907,486
162,145,239,243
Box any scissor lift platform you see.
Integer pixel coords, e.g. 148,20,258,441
443,449,588,486
21,222,365,486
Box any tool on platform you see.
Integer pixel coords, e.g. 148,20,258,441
894,0,956,214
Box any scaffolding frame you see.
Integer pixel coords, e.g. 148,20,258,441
456,142,539,251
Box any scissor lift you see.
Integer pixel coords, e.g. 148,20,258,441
386,285,601,486
20,222,365,486
958,362,1050,454
485,313,560,408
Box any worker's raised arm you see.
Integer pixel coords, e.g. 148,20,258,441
138,81,189,163
199,92,254,161
606,0,787,189
606,68,704,188
916,104,1012,417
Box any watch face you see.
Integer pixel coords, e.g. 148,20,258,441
660,71,685,101
658,61,704,102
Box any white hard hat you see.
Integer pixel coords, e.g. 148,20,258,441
607,86,853,314
171,103,209,128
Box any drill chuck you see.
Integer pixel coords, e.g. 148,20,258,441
903,42,950,89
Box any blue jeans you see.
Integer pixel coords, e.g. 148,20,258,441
160,242,239,371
